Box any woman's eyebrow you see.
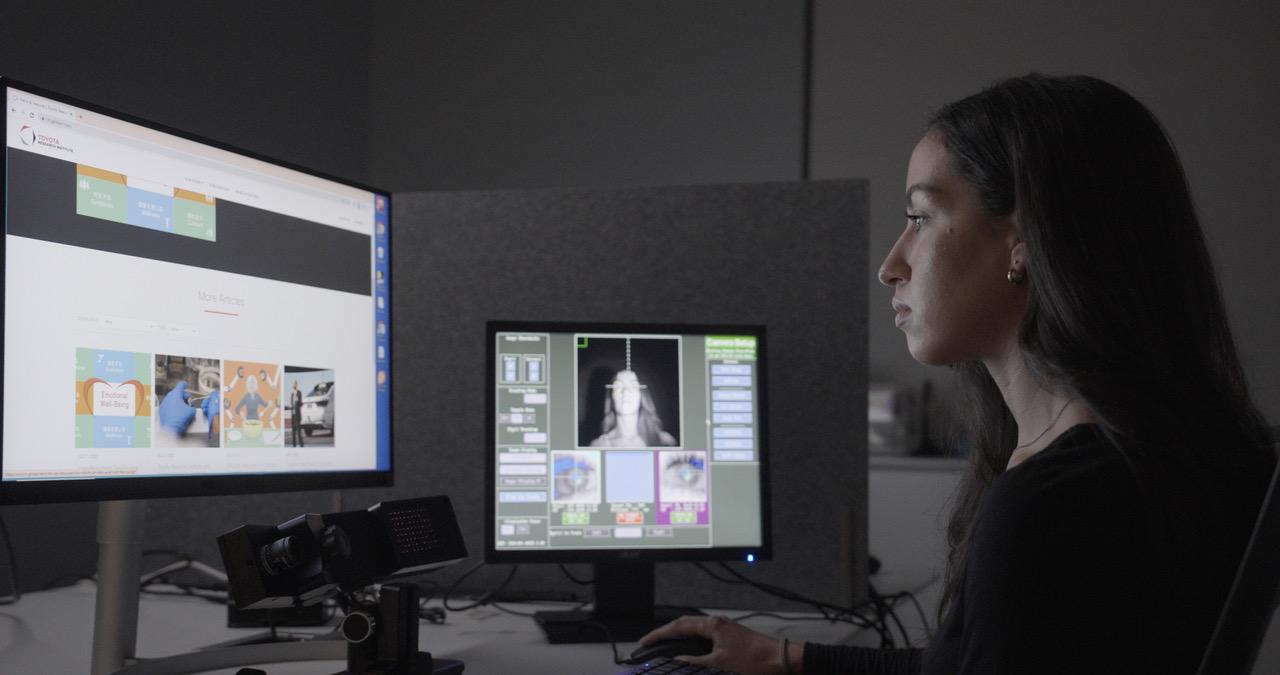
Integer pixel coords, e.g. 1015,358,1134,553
905,183,943,206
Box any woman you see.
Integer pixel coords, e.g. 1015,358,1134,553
639,74,1275,673
590,369,678,447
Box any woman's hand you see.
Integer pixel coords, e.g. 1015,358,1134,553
637,615,801,675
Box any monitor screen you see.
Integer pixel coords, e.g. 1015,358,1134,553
1,81,392,503
486,322,769,563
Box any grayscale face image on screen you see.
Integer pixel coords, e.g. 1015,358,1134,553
492,329,764,551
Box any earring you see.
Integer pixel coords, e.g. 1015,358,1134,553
1007,268,1025,284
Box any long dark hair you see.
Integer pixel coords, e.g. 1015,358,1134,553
600,373,675,447
930,74,1272,618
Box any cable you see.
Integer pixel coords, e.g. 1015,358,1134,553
441,562,520,612
0,513,19,604
709,562,880,626
693,562,894,645
583,620,629,666
557,563,593,586
868,583,907,648
489,601,537,618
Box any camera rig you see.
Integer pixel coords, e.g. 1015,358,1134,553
218,496,468,675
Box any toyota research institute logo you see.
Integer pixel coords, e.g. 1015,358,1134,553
18,124,36,146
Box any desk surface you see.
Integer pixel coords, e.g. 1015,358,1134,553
0,582,879,674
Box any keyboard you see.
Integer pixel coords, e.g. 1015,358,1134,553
617,656,741,675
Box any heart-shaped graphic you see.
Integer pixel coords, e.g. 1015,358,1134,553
83,378,145,416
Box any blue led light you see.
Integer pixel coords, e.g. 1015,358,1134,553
746,553,755,563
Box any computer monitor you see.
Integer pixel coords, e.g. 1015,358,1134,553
486,321,770,642
1,79,392,672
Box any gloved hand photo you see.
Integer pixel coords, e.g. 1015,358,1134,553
158,380,196,436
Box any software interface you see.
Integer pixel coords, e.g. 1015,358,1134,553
3,86,391,480
493,330,763,550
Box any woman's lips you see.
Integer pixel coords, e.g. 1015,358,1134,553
892,300,911,327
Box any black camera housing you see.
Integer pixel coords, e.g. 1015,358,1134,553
219,496,468,610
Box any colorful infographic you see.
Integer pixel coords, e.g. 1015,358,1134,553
75,348,153,448
75,163,216,241
222,361,283,448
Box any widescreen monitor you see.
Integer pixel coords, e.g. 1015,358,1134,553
486,321,770,641
1,78,393,672
1,79,392,504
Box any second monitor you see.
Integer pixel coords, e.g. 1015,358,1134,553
486,321,771,642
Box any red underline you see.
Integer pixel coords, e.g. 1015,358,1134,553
203,309,240,316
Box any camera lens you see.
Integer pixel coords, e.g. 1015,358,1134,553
259,536,303,576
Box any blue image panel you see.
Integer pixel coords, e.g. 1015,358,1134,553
92,348,142,380
127,187,173,232
93,419,136,448
374,191,392,472
606,451,656,502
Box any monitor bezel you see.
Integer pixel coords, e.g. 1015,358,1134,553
0,77,393,505
485,320,773,564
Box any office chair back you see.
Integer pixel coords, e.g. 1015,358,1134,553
1196,426,1280,674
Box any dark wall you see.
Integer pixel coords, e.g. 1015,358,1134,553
385,181,868,610
368,1,805,191
0,1,371,182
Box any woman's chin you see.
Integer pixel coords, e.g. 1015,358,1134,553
905,337,953,367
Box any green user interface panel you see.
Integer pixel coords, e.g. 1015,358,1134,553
491,325,765,554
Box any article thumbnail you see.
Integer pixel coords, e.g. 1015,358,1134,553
284,366,335,448
74,348,152,448
222,360,282,448
153,355,221,448
577,336,681,448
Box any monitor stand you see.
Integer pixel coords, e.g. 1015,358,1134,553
89,501,463,675
533,561,703,644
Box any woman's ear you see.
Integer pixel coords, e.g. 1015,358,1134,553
1005,210,1025,275
1009,240,1026,273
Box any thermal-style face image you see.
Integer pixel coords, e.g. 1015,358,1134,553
657,450,708,503
552,450,601,503
74,348,153,448
154,355,221,447
577,336,680,448
284,366,335,448
222,360,282,448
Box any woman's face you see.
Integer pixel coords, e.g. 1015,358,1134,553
609,370,644,416
246,374,259,394
878,130,1026,365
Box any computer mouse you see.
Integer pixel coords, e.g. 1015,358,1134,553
626,636,715,664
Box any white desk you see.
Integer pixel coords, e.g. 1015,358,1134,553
0,582,884,674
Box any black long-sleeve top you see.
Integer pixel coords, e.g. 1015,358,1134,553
804,424,1272,674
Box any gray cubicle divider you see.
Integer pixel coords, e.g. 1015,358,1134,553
388,180,869,612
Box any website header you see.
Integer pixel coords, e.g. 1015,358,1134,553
7,87,376,235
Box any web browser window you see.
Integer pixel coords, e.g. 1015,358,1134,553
3,86,391,480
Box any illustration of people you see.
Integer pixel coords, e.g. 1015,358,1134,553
290,380,304,447
224,365,245,394
590,369,677,447
231,374,276,436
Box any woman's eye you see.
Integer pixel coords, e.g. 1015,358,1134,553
662,454,706,489
905,213,927,230
553,453,599,501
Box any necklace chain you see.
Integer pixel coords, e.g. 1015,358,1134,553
1015,398,1074,450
